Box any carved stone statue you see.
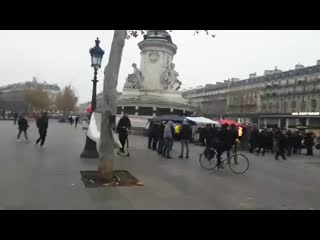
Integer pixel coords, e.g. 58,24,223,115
161,63,182,90
123,63,144,90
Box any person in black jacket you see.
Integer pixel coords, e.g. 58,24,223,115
13,112,19,125
148,121,156,149
75,116,80,128
35,112,49,147
274,129,287,160
304,132,314,156
117,113,131,153
17,113,29,141
249,126,260,153
179,120,192,159
157,121,165,155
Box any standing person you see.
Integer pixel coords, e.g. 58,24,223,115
249,126,260,153
157,121,165,155
17,113,29,141
257,128,268,156
163,121,174,159
147,121,156,149
179,120,192,159
69,116,74,126
274,129,287,160
13,112,19,125
304,132,315,156
285,130,293,156
152,121,159,151
35,112,49,147
117,113,131,153
75,116,80,128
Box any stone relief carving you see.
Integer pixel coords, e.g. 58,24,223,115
161,63,182,91
123,63,144,90
149,51,159,63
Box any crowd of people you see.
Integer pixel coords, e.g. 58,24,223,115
249,126,317,159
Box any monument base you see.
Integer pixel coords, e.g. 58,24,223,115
114,89,194,128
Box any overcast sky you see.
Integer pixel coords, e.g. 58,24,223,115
0,30,320,103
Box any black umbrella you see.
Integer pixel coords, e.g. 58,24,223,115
149,114,185,123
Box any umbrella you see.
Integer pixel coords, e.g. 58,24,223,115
86,105,92,113
149,114,185,123
186,117,220,125
218,119,244,127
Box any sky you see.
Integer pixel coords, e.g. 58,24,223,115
0,30,320,104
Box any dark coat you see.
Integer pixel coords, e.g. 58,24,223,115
37,116,48,131
180,124,192,140
117,116,131,132
304,133,314,147
18,117,28,131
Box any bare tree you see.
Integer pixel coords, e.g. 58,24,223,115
98,30,214,181
55,84,78,115
25,86,51,112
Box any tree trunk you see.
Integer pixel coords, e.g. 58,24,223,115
98,30,127,181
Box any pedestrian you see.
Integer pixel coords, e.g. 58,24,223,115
35,112,49,147
304,132,314,156
75,116,80,128
69,116,74,126
153,121,159,151
179,119,192,159
249,126,260,153
17,113,29,141
13,112,18,125
116,113,131,153
274,129,287,160
157,121,165,155
163,121,174,159
147,121,156,149
285,130,293,156
256,128,268,156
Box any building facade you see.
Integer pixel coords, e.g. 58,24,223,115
183,61,320,129
0,77,61,113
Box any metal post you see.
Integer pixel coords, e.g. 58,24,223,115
80,68,99,159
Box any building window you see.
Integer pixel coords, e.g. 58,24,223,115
301,100,306,112
291,101,296,112
311,99,317,112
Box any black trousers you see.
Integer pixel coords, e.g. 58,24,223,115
17,129,28,139
306,146,313,156
275,146,286,159
157,138,164,154
148,134,154,149
36,129,47,146
119,132,128,151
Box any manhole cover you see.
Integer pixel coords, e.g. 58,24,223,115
80,170,142,188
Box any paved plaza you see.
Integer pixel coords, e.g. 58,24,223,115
0,120,319,210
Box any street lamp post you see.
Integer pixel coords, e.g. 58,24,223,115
80,38,105,158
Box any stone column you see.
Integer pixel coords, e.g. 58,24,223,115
135,106,139,116
121,106,124,115
153,107,157,117
285,118,289,129
277,119,281,128
306,118,310,127
263,118,267,128
170,108,173,113
296,118,300,126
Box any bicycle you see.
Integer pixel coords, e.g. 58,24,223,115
199,145,249,174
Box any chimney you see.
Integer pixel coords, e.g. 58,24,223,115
249,73,257,79
295,64,304,70
264,70,273,76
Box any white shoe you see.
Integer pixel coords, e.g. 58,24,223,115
17,139,21,142
34,141,38,145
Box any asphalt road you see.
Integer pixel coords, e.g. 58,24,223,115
0,119,319,210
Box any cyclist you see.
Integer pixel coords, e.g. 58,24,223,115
216,124,235,168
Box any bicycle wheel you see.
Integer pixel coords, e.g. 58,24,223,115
199,152,217,170
228,153,249,174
